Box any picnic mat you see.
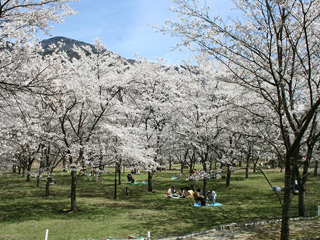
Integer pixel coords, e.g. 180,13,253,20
193,203,222,207
170,196,180,199
131,181,148,185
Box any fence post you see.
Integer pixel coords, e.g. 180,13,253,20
45,229,49,240
147,231,151,240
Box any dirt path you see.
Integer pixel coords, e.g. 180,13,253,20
160,217,320,240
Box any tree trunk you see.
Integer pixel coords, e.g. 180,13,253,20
298,160,309,217
36,174,40,187
203,177,207,197
298,184,305,217
45,176,51,197
36,164,43,187
246,155,250,179
278,154,284,173
314,161,318,176
26,166,31,182
25,157,34,182
190,151,196,173
63,158,67,172
226,164,231,187
114,165,117,199
118,166,121,185
202,159,208,196
70,170,77,211
148,171,153,192
280,157,293,240
271,159,276,169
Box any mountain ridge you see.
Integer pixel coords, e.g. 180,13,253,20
40,36,137,63
40,36,99,59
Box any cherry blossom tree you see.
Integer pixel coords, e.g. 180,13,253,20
44,40,156,210
160,0,320,238
0,0,77,180
121,58,181,191
51,43,128,210
0,45,70,182
168,57,244,192
0,0,77,95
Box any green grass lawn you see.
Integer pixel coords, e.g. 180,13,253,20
0,166,319,240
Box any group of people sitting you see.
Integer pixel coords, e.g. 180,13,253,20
185,169,224,181
166,185,217,205
194,187,217,206
130,169,140,175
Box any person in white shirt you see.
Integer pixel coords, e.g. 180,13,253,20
207,188,217,204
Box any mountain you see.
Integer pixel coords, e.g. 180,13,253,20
40,36,138,65
40,36,99,59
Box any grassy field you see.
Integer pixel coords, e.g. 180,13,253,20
0,165,319,240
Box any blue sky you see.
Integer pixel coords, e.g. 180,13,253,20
41,0,235,65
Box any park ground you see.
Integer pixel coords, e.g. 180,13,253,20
0,165,319,239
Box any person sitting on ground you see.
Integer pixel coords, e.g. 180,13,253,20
167,186,176,198
178,187,185,198
185,187,194,199
207,188,217,204
49,177,56,184
127,173,134,183
194,188,206,206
